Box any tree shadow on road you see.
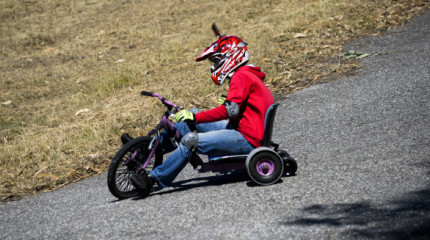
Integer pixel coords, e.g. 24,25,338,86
281,186,430,239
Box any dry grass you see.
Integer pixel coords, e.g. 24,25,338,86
1,0,428,202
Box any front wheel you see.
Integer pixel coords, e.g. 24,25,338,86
107,136,161,199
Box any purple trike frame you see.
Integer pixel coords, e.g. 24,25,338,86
131,90,295,188
137,91,249,174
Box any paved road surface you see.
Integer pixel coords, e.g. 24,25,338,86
1,11,429,240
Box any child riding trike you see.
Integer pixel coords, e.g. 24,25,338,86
107,23,297,199
107,91,297,199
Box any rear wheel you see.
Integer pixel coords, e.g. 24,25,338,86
107,136,162,199
246,150,283,185
278,150,297,176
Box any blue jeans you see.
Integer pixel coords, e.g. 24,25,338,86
149,120,254,187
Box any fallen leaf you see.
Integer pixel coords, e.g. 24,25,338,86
293,33,307,38
1,100,12,105
115,59,125,63
75,108,90,116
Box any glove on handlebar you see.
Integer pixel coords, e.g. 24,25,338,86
218,95,227,106
175,109,197,131
175,109,194,122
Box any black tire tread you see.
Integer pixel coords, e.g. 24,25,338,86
247,151,283,185
107,136,153,199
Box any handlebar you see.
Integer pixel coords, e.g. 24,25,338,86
141,90,181,112
140,91,153,96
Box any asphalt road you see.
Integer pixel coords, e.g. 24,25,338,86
1,12,429,240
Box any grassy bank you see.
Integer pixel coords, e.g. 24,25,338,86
1,0,428,202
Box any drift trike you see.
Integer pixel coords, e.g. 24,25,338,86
107,91,297,199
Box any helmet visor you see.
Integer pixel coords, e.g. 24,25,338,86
208,55,221,66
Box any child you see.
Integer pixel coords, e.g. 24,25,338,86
131,34,274,193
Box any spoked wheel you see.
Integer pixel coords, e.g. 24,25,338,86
107,136,162,199
278,150,298,176
246,149,284,185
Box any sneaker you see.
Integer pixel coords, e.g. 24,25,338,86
130,171,155,194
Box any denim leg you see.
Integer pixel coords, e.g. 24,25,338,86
197,129,254,156
159,130,176,154
150,121,190,187
162,121,228,154
174,120,228,135
150,144,192,188
174,121,191,137
150,120,253,187
196,120,228,133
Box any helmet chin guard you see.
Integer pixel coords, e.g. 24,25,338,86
196,23,250,85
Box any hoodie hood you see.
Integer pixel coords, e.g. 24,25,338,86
235,65,266,81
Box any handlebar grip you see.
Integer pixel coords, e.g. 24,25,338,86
141,91,153,96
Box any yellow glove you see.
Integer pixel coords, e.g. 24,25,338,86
175,109,195,122
218,95,227,106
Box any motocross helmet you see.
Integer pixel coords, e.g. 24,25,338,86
196,32,249,85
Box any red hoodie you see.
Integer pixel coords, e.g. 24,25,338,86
195,65,274,147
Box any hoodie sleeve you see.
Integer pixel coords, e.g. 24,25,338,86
194,71,249,123
194,104,228,123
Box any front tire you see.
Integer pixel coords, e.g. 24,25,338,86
107,136,160,199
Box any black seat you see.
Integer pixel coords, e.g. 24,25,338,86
206,102,280,164
262,103,280,147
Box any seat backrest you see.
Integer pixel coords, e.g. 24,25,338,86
262,103,280,147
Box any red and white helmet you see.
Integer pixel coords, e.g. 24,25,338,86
196,35,249,85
